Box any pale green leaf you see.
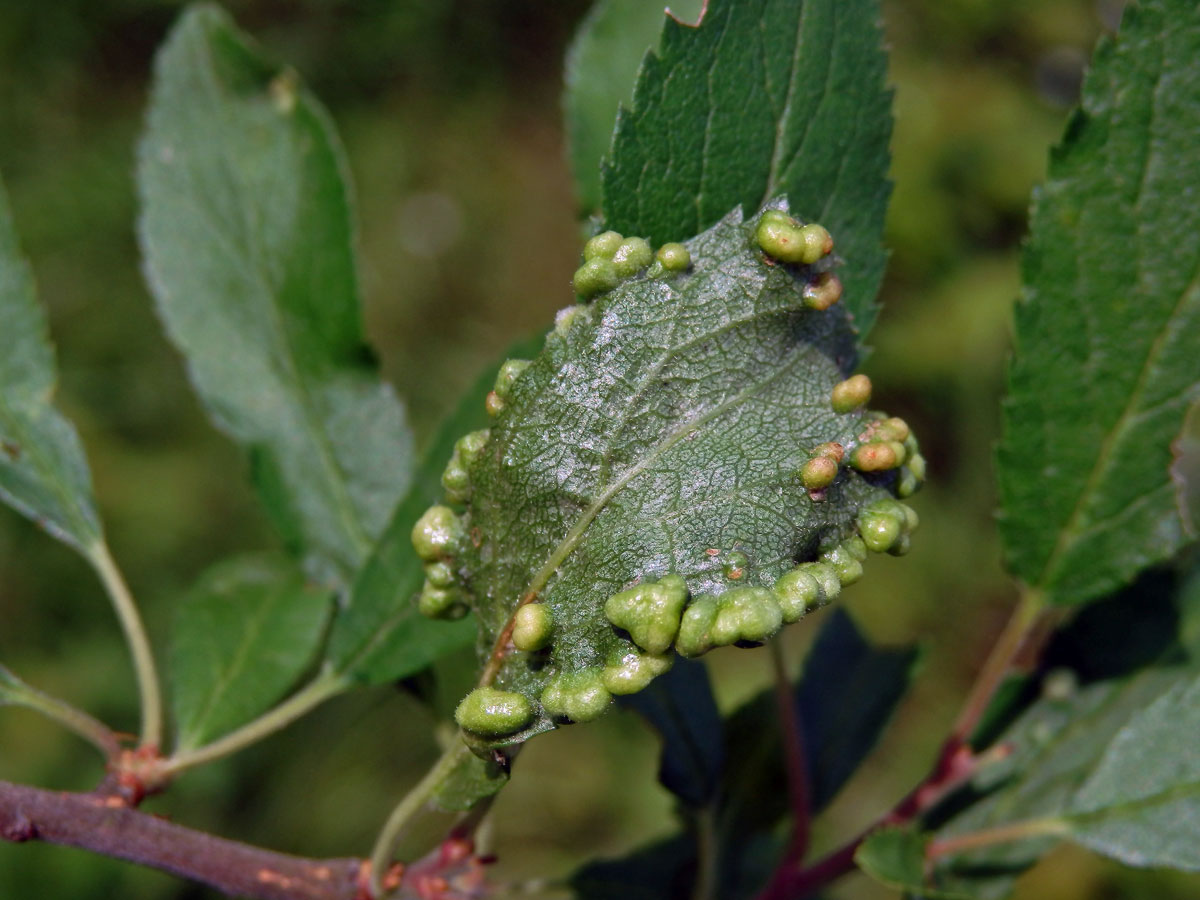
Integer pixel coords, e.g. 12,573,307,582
0,176,101,554
601,0,892,336
137,5,412,587
855,828,973,900
1170,398,1200,537
171,555,332,750
997,0,1200,605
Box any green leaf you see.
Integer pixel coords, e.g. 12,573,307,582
325,335,544,684
461,206,915,746
1171,398,1200,538
430,750,509,813
855,828,973,900
570,834,697,900
564,0,704,216
619,657,723,808
170,555,332,750
1064,671,1200,870
997,0,1200,606
137,5,412,587
0,175,102,554
601,0,892,335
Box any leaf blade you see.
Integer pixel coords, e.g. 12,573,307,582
0,175,102,553
137,5,412,586
601,0,892,335
997,0,1200,605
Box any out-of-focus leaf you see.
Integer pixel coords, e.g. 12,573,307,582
564,0,704,216
170,555,332,750
462,206,912,747
325,335,543,684
855,828,972,900
570,834,696,900
601,0,892,336
430,748,509,813
0,176,101,554
996,0,1200,606
1064,671,1200,870
619,657,723,808
137,5,412,588
1171,398,1200,537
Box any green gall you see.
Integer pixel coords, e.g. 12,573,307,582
457,429,490,459
858,512,902,552
802,273,843,311
759,209,796,229
573,257,620,298
885,440,908,466
411,505,464,562
821,545,864,586
722,550,749,580
843,536,868,562
424,561,456,589
540,669,611,723
676,595,719,657
897,469,920,498
418,582,467,619
554,304,585,336
889,534,912,556
813,441,845,462
583,230,623,261
796,223,834,264
656,242,691,272
874,417,911,443
611,237,654,277
800,455,839,490
493,359,531,401
454,687,533,737
755,218,808,264
901,504,920,533
798,561,841,605
850,442,899,472
773,568,820,623
511,603,553,652
831,374,872,413
907,452,927,482
441,458,470,503
602,650,673,695
709,587,783,647
604,574,689,654
484,390,505,417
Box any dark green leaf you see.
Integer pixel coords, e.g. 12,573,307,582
325,335,544,684
570,834,696,900
601,0,892,335
619,657,723,807
137,5,412,587
430,749,509,813
462,207,914,746
1171,398,1200,537
997,0,1200,605
0,176,101,554
855,828,973,900
170,555,332,750
564,0,703,216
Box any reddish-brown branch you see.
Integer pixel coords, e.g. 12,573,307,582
1,779,364,900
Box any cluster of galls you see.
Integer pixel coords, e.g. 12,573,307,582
571,230,691,299
754,209,843,310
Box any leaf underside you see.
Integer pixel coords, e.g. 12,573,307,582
138,5,412,589
997,0,1200,606
601,0,892,338
460,204,910,746
0,177,102,554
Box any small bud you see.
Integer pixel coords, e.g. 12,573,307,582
800,455,839,490
802,273,843,310
850,442,899,472
831,374,872,413
583,230,623,261
455,687,533,737
573,257,620,298
493,359,531,401
796,223,834,264
512,603,553,652
540,669,611,723
602,650,673,695
612,237,654,277
655,242,691,272
411,505,464,562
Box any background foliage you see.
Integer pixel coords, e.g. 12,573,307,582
2,1,1197,898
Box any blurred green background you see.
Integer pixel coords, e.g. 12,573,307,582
1,1,1196,898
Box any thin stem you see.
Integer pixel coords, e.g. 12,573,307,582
769,639,811,861
88,541,163,750
158,670,347,778
368,740,473,898
926,817,1068,859
949,588,1047,746
691,806,719,900
1,670,120,758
